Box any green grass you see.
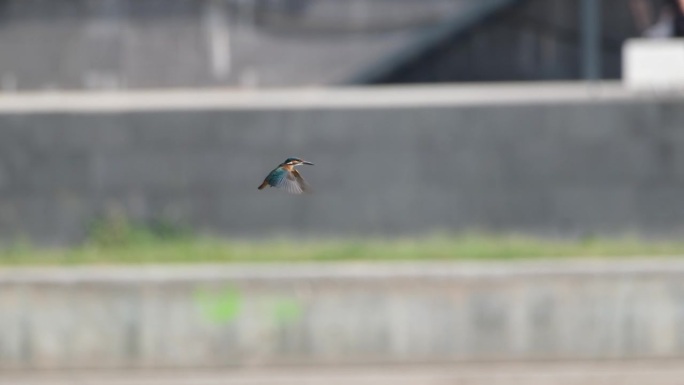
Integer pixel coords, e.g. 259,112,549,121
0,215,682,265
2,231,684,266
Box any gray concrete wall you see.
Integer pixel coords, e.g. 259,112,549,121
0,83,683,244
0,0,646,90
0,0,476,90
2,261,684,369
365,0,641,84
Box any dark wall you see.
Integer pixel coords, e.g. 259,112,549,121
372,0,643,83
0,0,649,90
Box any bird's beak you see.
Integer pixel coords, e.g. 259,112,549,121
302,161,314,165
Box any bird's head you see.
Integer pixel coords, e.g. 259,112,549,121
282,157,314,167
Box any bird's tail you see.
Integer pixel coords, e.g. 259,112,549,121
257,180,269,190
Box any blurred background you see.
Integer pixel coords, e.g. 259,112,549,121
2,0,684,384
0,0,679,91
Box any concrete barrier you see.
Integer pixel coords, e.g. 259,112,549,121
2,260,684,369
1,83,684,245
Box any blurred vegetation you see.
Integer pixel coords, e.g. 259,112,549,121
1,215,684,265
88,212,193,248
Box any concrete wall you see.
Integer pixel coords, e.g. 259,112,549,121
0,0,473,90
2,261,684,369
0,0,648,90
0,83,684,244
367,0,641,84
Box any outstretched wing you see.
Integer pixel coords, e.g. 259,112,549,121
291,169,311,193
268,169,309,194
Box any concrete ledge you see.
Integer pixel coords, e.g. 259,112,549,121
4,361,684,385
0,82,674,114
2,261,684,369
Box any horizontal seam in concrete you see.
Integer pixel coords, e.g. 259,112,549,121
2,260,684,284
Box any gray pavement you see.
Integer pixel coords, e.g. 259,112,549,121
3,361,684,385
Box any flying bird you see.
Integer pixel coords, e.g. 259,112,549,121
258,157,314,194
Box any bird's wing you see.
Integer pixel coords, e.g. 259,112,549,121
270,170,306,194
292,169,312,193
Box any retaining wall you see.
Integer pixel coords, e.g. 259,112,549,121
0,83,683,244
2,261,684,369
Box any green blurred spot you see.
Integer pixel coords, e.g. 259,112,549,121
195,288,242,324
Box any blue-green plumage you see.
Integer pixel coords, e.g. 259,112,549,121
264,167,288,187
258,157,314,194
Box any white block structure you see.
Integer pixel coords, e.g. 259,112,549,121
623,38,684,90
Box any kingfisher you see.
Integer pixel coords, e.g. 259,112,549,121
258,157,314,194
